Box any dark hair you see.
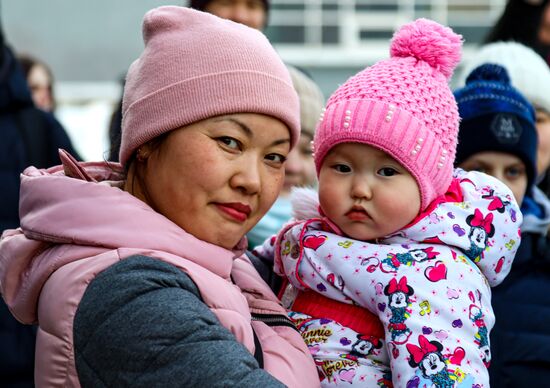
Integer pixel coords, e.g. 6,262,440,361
123,131,171,213
0,21,4,66
485,0,549,47
189,0,269,12
107,101,123,162
188,0,270,27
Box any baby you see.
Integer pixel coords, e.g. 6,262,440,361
256,19,522,387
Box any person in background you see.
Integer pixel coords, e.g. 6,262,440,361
18,55,55,113
456,41,550,200
485,0,550,66
0,31,79,232
454,65,550,386
0,22,78,388
454,63,537,211
107,76,124,161
0,7,319,386
190,0,268,30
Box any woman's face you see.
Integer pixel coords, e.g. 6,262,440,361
281,131,317,196
27,64,53,112
535,108,550,175
131,113,290,249
205,0,267,30
459,151,528,204
538,3,550,46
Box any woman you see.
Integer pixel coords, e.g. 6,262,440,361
455,43,550,388
0,6,318,387
18,54,56,113
485,0,550,66
456,41,550,197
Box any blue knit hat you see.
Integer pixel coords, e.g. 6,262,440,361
454,63,538,191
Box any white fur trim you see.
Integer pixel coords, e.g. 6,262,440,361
290,187,321,220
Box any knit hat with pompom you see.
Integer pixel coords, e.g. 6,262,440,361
454,63,537,191
313,18,463,210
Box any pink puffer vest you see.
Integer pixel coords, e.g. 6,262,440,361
0,152,319,387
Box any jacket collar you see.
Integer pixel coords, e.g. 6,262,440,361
17,150,243,279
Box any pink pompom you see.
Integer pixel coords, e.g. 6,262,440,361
390,18,462,80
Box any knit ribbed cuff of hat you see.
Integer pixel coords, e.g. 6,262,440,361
120,70,298,165
314,99,452,210
456,113,537,192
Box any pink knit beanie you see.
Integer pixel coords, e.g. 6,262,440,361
119,6,299,166
313,19,462,210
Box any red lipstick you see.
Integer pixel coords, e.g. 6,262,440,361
216,202,251,223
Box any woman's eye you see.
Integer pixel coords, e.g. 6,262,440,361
536,112,550,124
265,153,287,164
378,167,397,176
332,164,351,173
506,166,525,179
467,165,487,174
300,146,312,157
217,136,240,150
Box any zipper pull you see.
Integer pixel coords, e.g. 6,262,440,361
280,283,298,309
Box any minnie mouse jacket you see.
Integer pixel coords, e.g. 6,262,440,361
265,169,521,388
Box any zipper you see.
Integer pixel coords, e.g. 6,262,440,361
251,312,299,332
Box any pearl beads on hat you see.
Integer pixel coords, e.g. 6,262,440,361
411,137,423,156
385,104,396,122
343,109,352,128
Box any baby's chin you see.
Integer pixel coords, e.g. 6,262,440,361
342,226,384,242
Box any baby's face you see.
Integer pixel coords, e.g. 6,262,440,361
459,151,527,205
318,143,421,241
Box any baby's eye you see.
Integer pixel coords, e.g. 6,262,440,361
332,164,351,173
378,167,398,176
217,136,240,150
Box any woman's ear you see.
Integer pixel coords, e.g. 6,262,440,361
135,133,169,163
136,143,153,162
